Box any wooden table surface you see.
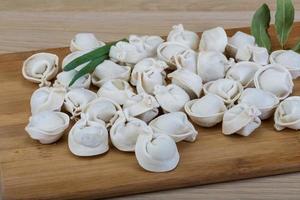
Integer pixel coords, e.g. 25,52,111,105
0,0,300,199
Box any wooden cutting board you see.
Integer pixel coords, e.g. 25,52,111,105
1,24,300,200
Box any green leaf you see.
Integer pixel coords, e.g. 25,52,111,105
68,55,108,86
64,38,128,72
292,40,300,53
251,4,272,52
275,0,295,48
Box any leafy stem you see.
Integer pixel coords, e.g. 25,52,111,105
251,3,271,52
68,55,108,86
65,38,128,86
251,0,298,52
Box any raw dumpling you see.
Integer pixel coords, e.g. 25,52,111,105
70,33,105,52
131,58,168,85
197,51,234,83
110,111,153,152
226,61,260,88
270,50,300,79
250,46,269,65
123,93,160,123
167,24,199,50
226,31,269,64
135,69,167,95
199,27,228,53
30,86,66,114
254,64,293,100
185,94,227,127
97,79,135,105
129,35,164,57
22,53,59,87
168,68,203,99
239,88,279,120
157,42,190,68
149,112,198,142
203,78,243,105
274,96,300,131
25,111,70,144
68,116,109,156
64,88,97,119
131,58,167,94
153,84,190,113
92,60,131,87
222,103,261,136
82,97,122,125
135,133,180,172
173,49,198,73
226,31,255,61
54,70,91,89
109,41,148,65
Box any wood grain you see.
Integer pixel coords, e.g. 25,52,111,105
0,25,300,200
0,11,257,54
1,1,300,199
1,0,300,11
1,0,300,54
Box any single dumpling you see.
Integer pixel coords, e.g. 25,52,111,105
203,78,243,106
197,51,234,83
250,46,269,65
157,42,190,69
226,31,256,61
54,70,91,89
168,68,203,99
153,84,190,113
129,35,164,57
149,112,198,143
199,27,228,53
25,111,70,144
109,41,148,65
172,49,198,73
110,111,153,152
270,50,300,79
68,116,109,156
70,33,105,52
22,53,59,87
238,88,279,120
135,133,180,172
226,61,260,88
222,103,261,136
97,79,135,105
131,58,167,94
123,93,160,123
82,97,122,126
30,86,66,114
131,58,168,85
185,94,227,127
167,24,199,50
274,96,300,131
92,60,131,87
64,88,97,119
254,64,293,100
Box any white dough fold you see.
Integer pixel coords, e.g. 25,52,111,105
22,53,59,87
68,115,109,156
135,133,180,172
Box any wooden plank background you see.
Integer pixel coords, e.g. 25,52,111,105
0,0,300,199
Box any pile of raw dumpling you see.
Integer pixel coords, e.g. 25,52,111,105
23,24,300,172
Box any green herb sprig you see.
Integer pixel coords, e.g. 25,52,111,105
251,0,298,52
293,39,300,52
275,0,295,48
251,3,271,52
64,38,128,86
